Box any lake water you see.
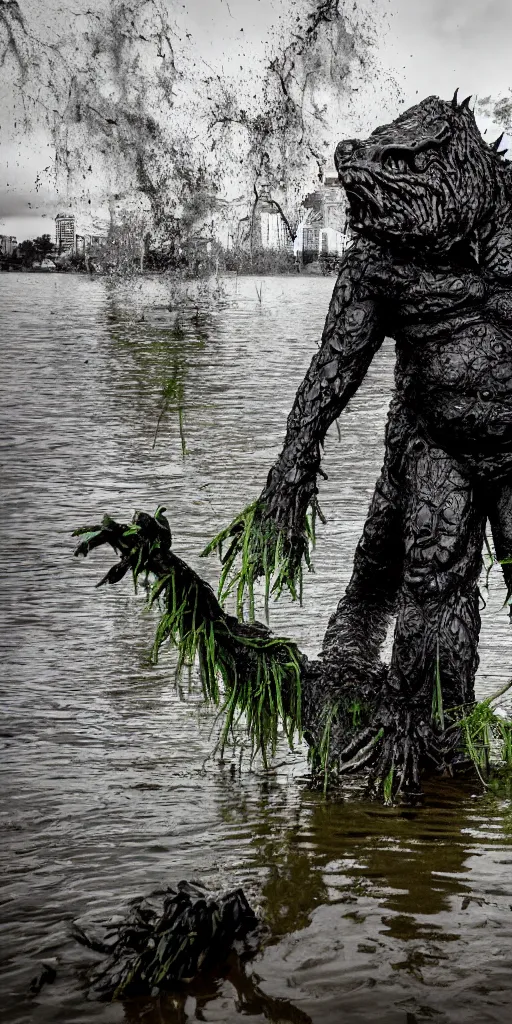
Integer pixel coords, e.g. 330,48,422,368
2,272,512,1024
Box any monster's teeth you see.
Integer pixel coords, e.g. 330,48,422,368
359,183,383,214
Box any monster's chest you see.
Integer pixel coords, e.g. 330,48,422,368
385,253,512,458
389,234,512,331
389,252,512,351
393,266,512,385
391,261,486,327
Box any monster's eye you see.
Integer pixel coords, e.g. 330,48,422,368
414,151,430,171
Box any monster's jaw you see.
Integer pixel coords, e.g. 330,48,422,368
340,162,442,244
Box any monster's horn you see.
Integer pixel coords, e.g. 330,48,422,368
459,94,472,110
492,132,505,151
451,88,459,109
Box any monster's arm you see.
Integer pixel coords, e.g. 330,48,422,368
204,243,388,614
262,253,386,534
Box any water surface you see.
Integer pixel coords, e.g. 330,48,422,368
2,272,512,1024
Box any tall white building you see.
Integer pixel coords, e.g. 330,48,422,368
256,172,351,259
260,209,289,250
55,214,75,252
0,235,17,256
295,174,351,260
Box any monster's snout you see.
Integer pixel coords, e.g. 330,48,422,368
334,139,360,174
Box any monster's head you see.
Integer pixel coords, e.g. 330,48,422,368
335,92,507,256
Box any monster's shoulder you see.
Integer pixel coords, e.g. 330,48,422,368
336,238,401,304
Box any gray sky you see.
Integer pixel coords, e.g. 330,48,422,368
2,0,512,240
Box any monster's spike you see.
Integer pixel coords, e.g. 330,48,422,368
451,87,459,110
459,94,472,110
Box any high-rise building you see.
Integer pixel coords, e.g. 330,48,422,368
55,213,75,252
296,174,351,262
0,235,17,256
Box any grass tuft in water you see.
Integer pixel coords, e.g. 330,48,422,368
152,368,186,456
382,767,395,805
73,507,303,766
446,679,512,785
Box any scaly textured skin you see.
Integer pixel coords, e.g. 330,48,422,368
257,93,512,793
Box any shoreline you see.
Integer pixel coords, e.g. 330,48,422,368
0,262,337,278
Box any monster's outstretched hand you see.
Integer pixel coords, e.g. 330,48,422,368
202,242,387,619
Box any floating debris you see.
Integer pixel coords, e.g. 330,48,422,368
72,881,264,1000
29,958,58,995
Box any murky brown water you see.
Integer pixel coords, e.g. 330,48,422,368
2,272,512,1024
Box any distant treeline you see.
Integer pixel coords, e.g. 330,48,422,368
1,234,344,277
144,245,344,277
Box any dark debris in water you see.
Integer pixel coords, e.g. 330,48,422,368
29,958,58,995
72,880,265,1001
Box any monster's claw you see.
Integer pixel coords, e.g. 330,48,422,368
314,695,458,802
338,725,376,761
337,729,384,773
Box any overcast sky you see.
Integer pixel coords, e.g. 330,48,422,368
2,0,512,240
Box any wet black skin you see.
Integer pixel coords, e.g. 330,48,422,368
260,94,512,795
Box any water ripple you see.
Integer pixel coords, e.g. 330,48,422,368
1,273,512,1023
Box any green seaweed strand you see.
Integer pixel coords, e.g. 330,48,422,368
201,498,320,621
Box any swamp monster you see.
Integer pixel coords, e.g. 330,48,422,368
76,93,512,800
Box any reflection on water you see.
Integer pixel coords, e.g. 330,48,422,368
2,273,512,1023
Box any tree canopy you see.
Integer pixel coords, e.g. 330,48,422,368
1,1,401,244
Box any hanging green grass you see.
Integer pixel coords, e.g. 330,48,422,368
73,508,303,766
201,497,323,621
446,679,512,785
307,700,340,794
